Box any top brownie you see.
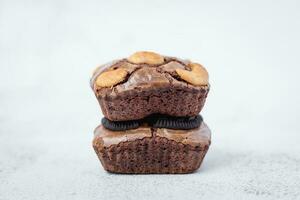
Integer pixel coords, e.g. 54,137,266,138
90,51,210,121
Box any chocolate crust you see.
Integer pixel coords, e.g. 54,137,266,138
92,122,211,174
91,58,209,121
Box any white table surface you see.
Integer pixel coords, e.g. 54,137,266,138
1,0,300,199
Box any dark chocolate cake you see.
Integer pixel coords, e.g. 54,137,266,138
93,122,211,174
90,52,209,121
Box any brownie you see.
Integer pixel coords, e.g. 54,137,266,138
93,122,211,174
90,52,210,121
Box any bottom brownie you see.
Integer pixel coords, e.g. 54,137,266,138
93,122,211,174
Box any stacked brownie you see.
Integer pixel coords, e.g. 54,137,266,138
90,51,211,174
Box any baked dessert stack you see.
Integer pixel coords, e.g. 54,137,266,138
90,51,211,174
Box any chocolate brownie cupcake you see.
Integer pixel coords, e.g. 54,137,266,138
90,51,211,174
90,51,209,121
93,120,211,174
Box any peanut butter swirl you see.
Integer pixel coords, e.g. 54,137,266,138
90,51,210,99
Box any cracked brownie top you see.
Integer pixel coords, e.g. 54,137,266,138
90,51,209,98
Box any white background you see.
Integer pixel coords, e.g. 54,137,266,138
1,0,300,199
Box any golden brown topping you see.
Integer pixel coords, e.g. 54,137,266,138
95,68,128,87
175,62,209,86
128,51,164,65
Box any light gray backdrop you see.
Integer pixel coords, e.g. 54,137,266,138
0,0,299,199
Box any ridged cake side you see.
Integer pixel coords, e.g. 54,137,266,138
93,136,209,174
99,86,209,121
